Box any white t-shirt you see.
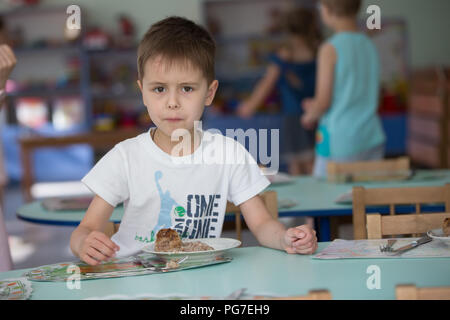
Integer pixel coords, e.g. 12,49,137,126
82,128,270,257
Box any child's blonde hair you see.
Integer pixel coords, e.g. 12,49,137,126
284,7,322,54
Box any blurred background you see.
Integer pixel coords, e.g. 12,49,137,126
1,0,449,269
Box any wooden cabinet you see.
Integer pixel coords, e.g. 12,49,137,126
407,68,450,168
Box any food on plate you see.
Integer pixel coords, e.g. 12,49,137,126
181,241,214,252
154,228,183,252
154,228,214,252
443,218,450,236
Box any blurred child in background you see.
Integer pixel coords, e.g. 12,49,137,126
237,8,322,175
0,44,16,272
301,0,386,178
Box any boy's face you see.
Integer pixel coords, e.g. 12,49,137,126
137,56,218,138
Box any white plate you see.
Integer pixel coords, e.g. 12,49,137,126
141,238,241,260
427,229,450,244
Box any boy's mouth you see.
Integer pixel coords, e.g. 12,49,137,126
165,118,183,122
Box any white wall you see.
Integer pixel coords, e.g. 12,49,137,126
361,0,450,68
1,0,202,38
1,0,449,68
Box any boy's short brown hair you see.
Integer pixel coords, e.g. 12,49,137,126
137,16,216,84
320,0,361,17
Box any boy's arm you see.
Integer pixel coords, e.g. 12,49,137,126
237,63,280,118
239,195,317,254
301,43,336,129
70,195,120,265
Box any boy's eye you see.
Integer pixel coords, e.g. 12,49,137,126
182,86,193,93
153,87,165,93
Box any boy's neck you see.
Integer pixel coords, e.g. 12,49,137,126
152,127,201,157
332,17,359,33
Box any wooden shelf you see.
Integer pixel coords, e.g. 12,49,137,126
407,67,450,168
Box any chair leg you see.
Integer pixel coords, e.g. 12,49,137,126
330,217,339,240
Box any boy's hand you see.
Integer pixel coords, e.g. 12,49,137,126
302,98,315,111
283,225,317,255
79,230,120,265
301,98,320,129
301,111,319,130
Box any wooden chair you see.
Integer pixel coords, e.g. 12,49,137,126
366,212,450,239
396,285,450,300
253,289,332,300
226,190,278,242
352,184,450,239
327,157,410,183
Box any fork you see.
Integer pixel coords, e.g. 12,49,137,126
379,239,397,253
138,255,188,270
85,256,189,277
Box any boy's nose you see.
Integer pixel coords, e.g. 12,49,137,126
167,103,179,109
167,92,180,109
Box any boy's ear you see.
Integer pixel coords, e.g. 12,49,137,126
137,79,149,108
205,80,219,106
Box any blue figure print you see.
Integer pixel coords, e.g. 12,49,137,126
153,171,179,234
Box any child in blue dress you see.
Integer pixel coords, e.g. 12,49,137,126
237,8,322,175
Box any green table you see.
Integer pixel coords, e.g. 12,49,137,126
16,170,450,241
1,243,449,300
267,169,450,215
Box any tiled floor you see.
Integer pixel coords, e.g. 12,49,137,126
3,183,351,270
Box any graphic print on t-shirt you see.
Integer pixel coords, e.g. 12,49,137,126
173,193,221,239
136,170,180,244
153,170,179,233
136,170,222,244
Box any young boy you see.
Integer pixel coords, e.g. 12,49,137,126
301,0,386,178
70,17,317,265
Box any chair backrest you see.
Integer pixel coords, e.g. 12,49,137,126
226,190,278,241
327,157,410,183
352,184,450,239
254,290,332,300
396,285,450,300
366,212,450,239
